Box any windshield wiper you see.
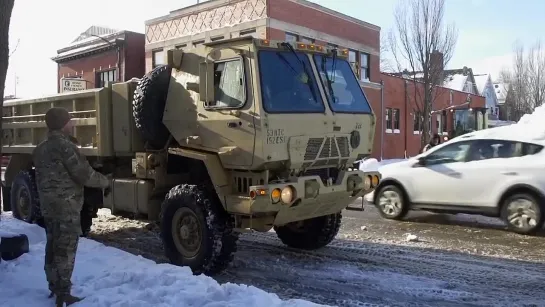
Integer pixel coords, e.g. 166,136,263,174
321,55,336,103
280,42,318,103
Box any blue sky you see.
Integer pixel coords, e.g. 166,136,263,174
5,0,545,98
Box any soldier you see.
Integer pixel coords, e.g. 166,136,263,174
33,107,111,306
67,134,104,237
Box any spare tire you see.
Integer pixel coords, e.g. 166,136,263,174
0,234,29,261
133,64,172,149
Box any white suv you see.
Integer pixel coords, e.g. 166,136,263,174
373,127,545,235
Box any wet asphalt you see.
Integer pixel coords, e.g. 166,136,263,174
343,201,545,263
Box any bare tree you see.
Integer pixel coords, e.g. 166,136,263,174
380,33,394,72
501,40,545,121
387,0,457,146
1,0,16,149
0,0,15,208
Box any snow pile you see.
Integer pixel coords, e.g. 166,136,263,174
517,104,545,126
0,213,322,307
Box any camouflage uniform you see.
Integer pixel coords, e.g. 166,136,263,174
33,107,110,306
67,135,101,237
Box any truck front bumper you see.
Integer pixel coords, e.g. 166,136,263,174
248,170,381,226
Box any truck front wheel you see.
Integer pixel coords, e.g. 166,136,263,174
274,213,342,250
160,184,239,275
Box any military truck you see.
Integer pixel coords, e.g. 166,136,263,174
1,37,381,275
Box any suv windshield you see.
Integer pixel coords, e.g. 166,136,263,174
258,50,324,113
313,55,372,113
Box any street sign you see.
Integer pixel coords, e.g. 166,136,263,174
61,78,87,93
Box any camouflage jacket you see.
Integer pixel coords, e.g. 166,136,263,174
33,131,110,228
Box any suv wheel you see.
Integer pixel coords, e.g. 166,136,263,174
501,193,544,235
375,185,409,220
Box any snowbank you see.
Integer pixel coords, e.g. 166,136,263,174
517,104,545,126
0,213,322,307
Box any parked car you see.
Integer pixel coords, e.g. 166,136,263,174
373,126,545,235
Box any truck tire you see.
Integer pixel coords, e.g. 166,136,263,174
10,170,42,224
160,184,239,275
274,213,342,250
2,184,11,212
0,234,29,261
133,64,172,149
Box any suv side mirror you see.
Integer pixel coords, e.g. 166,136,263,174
417,156,427,166
199,61,215,104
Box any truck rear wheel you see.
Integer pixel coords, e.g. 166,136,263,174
274,213,342,250
10,170,42,224
133,64,172,149
160,184,239,275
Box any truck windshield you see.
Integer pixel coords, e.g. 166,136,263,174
258,50,325,113
313,55,372,114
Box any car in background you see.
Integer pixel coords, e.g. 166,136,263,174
373,127,545,235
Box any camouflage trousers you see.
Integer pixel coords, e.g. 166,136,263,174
44,218,80,297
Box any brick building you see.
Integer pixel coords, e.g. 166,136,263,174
52,26,146,93
143,0,485,159
378,74,486,159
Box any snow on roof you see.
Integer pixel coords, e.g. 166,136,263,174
0,213,320,307
443,74,467,91
493,82,509,103
473,74,489,95
53,40,112,59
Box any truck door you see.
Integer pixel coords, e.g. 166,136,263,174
197,46,256,168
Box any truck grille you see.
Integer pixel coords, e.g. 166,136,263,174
303,137,350,167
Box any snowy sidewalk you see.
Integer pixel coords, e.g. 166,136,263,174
0,213,323,307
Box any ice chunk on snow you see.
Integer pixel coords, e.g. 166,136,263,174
0,213,323,307
405,234,419,242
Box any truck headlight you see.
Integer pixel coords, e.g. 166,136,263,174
281,186,295,204
371,175,380,187
364,176,371,190
271,188,282,204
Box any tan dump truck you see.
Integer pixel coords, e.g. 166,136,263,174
1,37,381,275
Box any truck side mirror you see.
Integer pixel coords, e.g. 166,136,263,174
199,61,215,105
166,49,184,70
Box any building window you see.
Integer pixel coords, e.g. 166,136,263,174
96,69,116,88
348,50,357,75
385,108,392,130
285,32,298,44
301,36,314,43
393,108,400,130
240,28,256,36
152,49,164,68
413,110,422,132
193,40,205,47
360,53,370,81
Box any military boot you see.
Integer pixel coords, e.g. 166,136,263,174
56,294,83,306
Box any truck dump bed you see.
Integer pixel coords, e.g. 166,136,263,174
2,81,144,157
